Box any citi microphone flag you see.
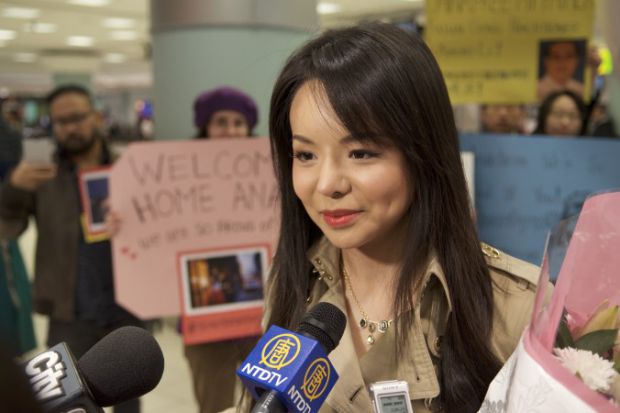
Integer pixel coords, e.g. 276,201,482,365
237,326,338,413
23,342,102,412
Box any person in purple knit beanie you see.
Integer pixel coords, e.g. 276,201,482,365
106,86,261,412
193,86,258,139
186,86,260,413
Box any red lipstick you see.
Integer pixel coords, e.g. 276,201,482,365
321,209,361,228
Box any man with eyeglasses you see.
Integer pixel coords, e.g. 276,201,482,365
0,85,143,413
480,103,527,135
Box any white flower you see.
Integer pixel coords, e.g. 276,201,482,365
554,347,618,393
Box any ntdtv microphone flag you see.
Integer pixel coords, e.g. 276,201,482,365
237,325,338,413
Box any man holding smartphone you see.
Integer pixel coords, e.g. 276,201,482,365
0,85,143,413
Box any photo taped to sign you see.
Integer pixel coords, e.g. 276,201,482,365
180,244,269,316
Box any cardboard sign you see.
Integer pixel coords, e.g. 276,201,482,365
460,133,620,265
461,151,475,208
426,0,595,103
109,138,279,319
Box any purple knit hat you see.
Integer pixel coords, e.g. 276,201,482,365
193,86,258,130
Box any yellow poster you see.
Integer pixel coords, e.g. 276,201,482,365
425,0,595,104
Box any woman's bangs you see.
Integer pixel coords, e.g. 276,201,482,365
321,75,393,147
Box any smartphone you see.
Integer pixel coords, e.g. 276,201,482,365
22,138,55,165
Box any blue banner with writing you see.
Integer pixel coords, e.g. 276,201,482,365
460,134,620,266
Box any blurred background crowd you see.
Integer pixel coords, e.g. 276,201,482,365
1,1,619,412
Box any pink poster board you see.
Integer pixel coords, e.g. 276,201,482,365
109,138,279,320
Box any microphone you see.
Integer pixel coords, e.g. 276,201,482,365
22,326,164,412
0,343,43,413
237,302,346,413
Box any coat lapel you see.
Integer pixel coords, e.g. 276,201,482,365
318,286,374,412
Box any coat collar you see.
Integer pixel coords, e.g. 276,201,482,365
306,237,451,409
306,236,452,314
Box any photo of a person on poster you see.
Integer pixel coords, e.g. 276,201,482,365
86,177,108,224
78,167,110,238
537,39,586,101
184,249,265,311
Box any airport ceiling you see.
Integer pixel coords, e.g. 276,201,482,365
0,0,423,93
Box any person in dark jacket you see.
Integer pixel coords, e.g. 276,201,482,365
0,84,143,413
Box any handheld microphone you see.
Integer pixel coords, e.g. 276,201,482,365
0,344,43,413
22,326,165,412
237,302,346,413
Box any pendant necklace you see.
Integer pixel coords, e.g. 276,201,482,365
342,265,393,346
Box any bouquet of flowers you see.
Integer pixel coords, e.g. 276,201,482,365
480,190,620,412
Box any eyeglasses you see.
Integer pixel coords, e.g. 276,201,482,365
547,53,577,61
549,111,581,121
52,111,92,127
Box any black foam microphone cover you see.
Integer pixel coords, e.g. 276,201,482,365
297,302,346,354
77,326,164,406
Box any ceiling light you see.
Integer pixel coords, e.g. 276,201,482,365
110,31,137,41
25,22,57,34
67,36,94,47
0,30,16,40
103,17,135,29
317,2,342,14
104,53,126,63
15,52,37,63
68,0,109,7
3,7,40,19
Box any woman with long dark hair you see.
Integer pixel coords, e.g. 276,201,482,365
227,22,546,413
533,89,587,136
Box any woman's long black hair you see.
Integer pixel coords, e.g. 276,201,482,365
267,22,501,412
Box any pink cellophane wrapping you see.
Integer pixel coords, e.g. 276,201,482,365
480,191,620,413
